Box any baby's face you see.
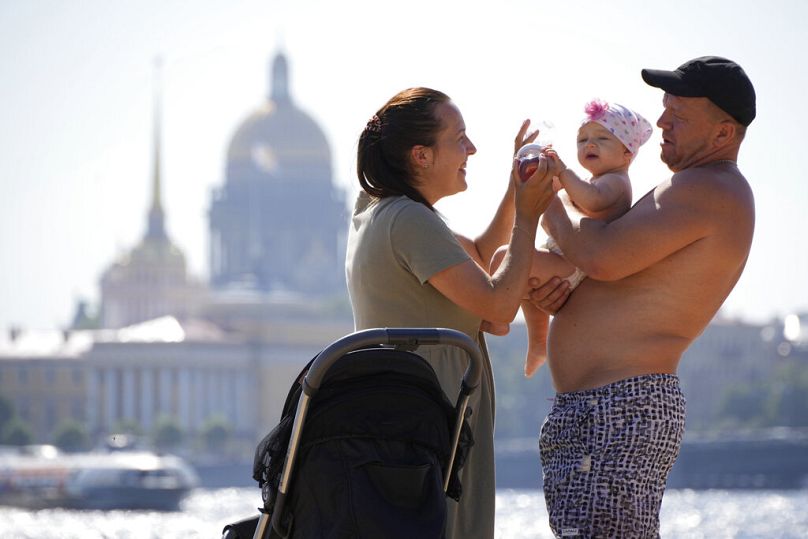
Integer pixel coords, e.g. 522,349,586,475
576,122,631,176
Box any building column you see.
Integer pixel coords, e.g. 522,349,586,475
224,369,237,426
159,367,172,418
235,370,253,431
178,367,191,433
193,368,205,430
104,368,117,431
86,368,101,433
214,368,226,420
141,368,154,431
206,369,217,422
122,367,135,422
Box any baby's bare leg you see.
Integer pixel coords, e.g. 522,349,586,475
522,298,548,377
491,246,577,377
529,247,578,287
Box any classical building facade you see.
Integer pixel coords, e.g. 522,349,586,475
0,331,87,441
0,319,320,450
1,52,353,454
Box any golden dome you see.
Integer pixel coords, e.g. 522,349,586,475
225,53,332,184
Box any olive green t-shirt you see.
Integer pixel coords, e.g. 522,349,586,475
346,193,496,539
346,193,478,335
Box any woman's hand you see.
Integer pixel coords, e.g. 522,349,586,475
511,119,559,221
512,153,555,224
510,120,541,185
480,320,511,336
514,119,540,156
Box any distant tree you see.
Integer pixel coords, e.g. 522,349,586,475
112,418,145,437
153,416,183,452
766,363,808,427
69,299,100,330
2,417,34,446
768,384,808,427
487,327,557,439
201,416,232,454
52,419,91,452
0,394,13,430
717,384,768,428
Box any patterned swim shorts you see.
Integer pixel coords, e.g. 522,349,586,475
539,374,686,538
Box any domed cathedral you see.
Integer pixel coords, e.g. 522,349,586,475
99,66,204,328
209,51,347,298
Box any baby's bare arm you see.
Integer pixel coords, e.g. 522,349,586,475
559,170,632,218
544,151,631,218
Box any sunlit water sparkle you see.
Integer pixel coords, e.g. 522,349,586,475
0,488,806,538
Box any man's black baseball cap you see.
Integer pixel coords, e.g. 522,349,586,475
641,56,756,126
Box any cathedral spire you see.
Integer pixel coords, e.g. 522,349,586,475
146,57,167,241
270,52,290,103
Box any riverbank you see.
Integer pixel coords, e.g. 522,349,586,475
192,431,808,491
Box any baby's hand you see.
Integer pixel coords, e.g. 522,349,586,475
544,148,567,182
543,149,566,175
542,148,566,191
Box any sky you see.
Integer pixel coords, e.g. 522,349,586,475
1,0,806,331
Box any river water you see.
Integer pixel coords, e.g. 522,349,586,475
1,488,806,538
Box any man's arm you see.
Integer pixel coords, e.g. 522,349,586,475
542,170,721,281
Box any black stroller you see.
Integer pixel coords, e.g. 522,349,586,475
222,327,483,539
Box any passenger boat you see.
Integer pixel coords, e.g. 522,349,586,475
0,440,199,510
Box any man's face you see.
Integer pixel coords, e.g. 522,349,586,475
656,94,717,172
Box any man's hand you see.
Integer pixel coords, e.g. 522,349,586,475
527,277,571,315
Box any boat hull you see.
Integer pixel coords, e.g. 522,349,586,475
0,446,198,511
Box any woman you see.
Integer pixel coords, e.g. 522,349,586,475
346,87,556,538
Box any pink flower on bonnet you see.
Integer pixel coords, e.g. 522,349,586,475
583,99,653,154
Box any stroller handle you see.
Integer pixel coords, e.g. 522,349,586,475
302,327,483,396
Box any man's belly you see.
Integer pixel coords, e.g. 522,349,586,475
546,283,693,393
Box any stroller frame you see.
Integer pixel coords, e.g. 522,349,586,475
253,327,483,539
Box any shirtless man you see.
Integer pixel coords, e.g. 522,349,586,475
530,56,756,537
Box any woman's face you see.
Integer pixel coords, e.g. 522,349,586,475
419,101,477,204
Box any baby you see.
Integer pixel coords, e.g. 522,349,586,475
491,99,653,377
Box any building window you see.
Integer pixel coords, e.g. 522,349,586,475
18,397,30,420
45,399,56,428
72,398,84,420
